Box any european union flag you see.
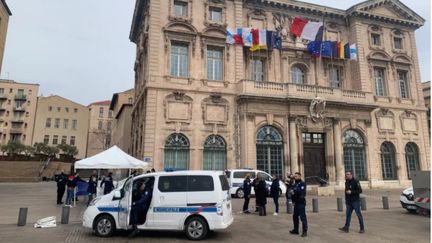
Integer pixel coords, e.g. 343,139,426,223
307,41,321,57
321,41,334,58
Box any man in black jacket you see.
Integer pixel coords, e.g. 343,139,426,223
270,175,280,215
242,174,252,214
87,170,98,206
54,170,67,205
339,171,365,233
101,172,114,195
290,172,308,237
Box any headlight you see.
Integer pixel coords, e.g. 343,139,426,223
407,193,414,201
89,197,101,206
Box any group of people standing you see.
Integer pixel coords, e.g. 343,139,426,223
241,170,365,238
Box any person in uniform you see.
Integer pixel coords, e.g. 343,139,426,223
339,170,365,233
270,175,280,215
242,174,252,214
54,170,67,205
290,172,308,237
100,172,114,195
129,178,155,238
87,170,98,206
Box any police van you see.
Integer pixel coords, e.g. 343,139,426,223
225,169,287,198
83,171,233,240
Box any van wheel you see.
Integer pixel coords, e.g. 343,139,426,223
94,215,116,237
185,216,208,241
236,188,245,198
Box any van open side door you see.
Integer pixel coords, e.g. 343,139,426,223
118,177,133,229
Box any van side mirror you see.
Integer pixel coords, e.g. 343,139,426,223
113,190,122,200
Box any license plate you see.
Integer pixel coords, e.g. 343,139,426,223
407,205,417,210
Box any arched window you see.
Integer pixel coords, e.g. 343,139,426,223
164,133,190,171
203,135,227,170
256,126,284,179
405,143,420,179
291,66,305,84
343,130,367,180
380,142,397,180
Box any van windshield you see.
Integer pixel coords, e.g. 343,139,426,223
219,175,229,191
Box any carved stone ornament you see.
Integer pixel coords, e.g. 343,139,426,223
272,13,291,40
173,91,185,100
309,97,326,123
210,93,222,103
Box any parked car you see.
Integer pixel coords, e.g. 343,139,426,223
400,187,417,212
83,171,233,240
225,169,287,198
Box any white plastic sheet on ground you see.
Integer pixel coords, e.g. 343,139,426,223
34,216,56,228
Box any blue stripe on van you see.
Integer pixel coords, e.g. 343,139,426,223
97,207,127,212
153,207,218,213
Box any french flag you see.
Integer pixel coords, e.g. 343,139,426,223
290,17,323,41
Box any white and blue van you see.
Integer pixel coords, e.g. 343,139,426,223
83,171,233,240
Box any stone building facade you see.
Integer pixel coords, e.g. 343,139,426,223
32,95,89,159
86,101,113,157
109,88,134,154
129,0,430,187
0,0,11,74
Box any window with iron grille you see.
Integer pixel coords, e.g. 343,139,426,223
164,133,190,171
405,143,419,179
203,135,226,170
380,142,397,180
343,130,367,180
256,126,284,179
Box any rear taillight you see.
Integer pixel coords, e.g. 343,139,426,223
217,204,223,216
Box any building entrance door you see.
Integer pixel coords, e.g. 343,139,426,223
302,133,326,184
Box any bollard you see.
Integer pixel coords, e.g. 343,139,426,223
61,206,70,224
337,197,343,212
360,197,367,211
287,201,293,214
382,196,389,209
17,207,28,226
312,198,319,213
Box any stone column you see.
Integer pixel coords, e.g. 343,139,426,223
333,119,344,185
289,118,299,173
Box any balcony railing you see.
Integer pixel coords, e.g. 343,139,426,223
0,94,7,100
237,80,375,105
13,107,25,112
14,94,27,100
9,128,23,134
11,119,24,123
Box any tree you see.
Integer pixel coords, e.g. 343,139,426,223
57,144,79,157
33,142,48,154
3,141,25,155
23,145,35,157
44,146,59,158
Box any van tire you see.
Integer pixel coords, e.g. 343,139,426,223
185,216,208,241
236,188,245,198
94,214,116,237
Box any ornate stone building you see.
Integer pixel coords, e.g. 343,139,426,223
129,0,430,187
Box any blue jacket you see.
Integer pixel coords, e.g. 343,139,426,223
292,180,307,204
243,178,252,196
270,179,280,197
87,175,98,194
101,175,114,191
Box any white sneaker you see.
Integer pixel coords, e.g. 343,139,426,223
274,213,278,216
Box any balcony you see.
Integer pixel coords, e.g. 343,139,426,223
13,107,25,112
0,94,7,100
237,80,376,107
11,119,24,124
14,94,27,101
9,128,23,134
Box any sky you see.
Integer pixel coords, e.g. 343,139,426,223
1,0,430,105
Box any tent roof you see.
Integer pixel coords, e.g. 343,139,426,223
75,145,148,169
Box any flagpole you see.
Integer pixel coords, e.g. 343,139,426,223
315,9,326,98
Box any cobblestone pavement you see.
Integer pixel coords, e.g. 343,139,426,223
0,182,429,243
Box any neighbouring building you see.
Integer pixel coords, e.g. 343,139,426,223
109,88,134,154
129,0,430,188
422,81,430,137
0,1,11,74
32,95,90,159
0,79,39,145
87,100,113,157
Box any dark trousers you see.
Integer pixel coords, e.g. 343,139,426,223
104,188,112,195
273,196,279,213
293,203,308,233
57,187,65,204
87,193,96,206
258,204,267,216
345,200,364,229
243,195,250,212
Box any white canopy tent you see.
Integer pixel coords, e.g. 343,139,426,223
73,145,148,206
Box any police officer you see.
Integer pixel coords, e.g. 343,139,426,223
100,172,114,195
339,170,365,233
87,170,98,206
54,170,67,205
290,172,308,237
129,178,155,238
242,174,252,214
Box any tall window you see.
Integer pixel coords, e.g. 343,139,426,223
374,68,386,96
173,0,188,17
15,100,23,108
343,130,367,180
128,97,133,104
394,37,403,49
98,120,103,130
45,118,51,128
0,88,4,94
203,135,227,170
107,121,112,130
54,118,60,128
164,133,190,170
329,66,341,88
251,58,264,81
53,135,58,145
63,119,69,129
171,43,189,77
291,66,305,84
72,119,77,130
207,48,223,81
61,136,67,144
108,110,113,118
99,107,104,118
405,143,419,179
43,135,49,144
256,126,284,179
371,33,381,46
209,7,222,22
398,70,409,98
17,89,24,97
70,136,76,146
380,142,397,180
